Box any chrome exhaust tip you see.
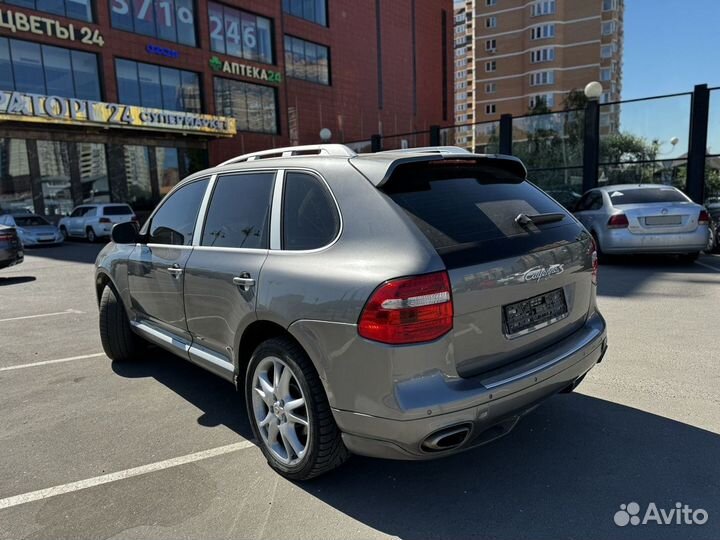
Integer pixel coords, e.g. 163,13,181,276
421,424,472,452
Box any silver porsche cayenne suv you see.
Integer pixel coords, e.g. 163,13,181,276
95,145,608,480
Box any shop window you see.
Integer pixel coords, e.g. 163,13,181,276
156,147,180,196
3,0,92,22
208,2,273,64
78,143,109,203
0,37,100,100
115,59,201,113
0,138,32,214
37,140,73,218
284,35,330,85
282,0,327,26
123,145,153,212
109,0,196,47
213,77,277,134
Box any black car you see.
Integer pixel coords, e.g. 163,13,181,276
0,224,23,269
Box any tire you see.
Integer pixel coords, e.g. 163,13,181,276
245,337,349,480
679,252,699,263
86,227,96,243
99,285,143,362
591,232,610,264
705,227,716,254
59,226,68,240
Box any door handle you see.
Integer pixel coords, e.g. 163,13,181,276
167,264,183,277
233,274,255,291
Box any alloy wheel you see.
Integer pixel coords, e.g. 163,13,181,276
251,356,310,466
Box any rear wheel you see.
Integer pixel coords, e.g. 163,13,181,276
86,227,96,243
99,285,144,362
591,232,610,264
245,337,349,480
59,226,68,240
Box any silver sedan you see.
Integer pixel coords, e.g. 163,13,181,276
573,184,710,261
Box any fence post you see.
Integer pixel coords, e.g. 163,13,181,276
686,84,710,203
429,125,441,146
582,99,600,193
370,134,382,153
499,114,512,154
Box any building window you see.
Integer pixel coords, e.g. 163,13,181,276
3,0,92,21
601,44,614,58
485,104,496,115
485,16,496,29
529,70,554,86
485,60,496,72
530,47,555,63
600,67,612,81
284,35,330,85
214,77,278,134
529,94,554,108
602,0,617,11
282,0,327,27
531,24,555,40
531,0,555,17
602,21,616,35
208,2,273,64
115,59,201,113
601,92,611,104
485,39,496,51
486,0,496,6
109,0,196,46
485,82,496,93
0,37,100,100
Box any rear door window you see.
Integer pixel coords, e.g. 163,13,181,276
103,205,133,216
383,163,580,267
608,187,689,205
282,172,340,250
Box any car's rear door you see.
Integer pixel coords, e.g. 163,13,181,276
127,177,210,345
382,161,594,377
183,171,276,373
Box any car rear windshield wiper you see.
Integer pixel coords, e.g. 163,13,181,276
515,212,566,227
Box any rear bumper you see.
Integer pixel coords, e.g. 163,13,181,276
600,227,708,254
334,312,607,460
0,247,23,269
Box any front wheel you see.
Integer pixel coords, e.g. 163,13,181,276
99,285,144,362
86,227,96,243
59,226,68,240
245,337,349,480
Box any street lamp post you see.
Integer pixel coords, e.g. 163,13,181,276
582,81,603,193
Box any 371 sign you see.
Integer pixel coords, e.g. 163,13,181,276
110,0,193,27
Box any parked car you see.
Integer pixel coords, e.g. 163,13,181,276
0,224,23,269
95,145,607,480
574,184,710,262
59,203,137,242
0,214,64,246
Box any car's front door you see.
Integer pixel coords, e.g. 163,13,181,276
127,177,210,343
183,171,276,371
68,206,88,235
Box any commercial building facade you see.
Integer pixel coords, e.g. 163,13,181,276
0,0,453,219
454,0,623,147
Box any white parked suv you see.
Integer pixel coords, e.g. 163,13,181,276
59,203,137,242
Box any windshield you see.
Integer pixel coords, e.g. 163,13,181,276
609,187,689,205
14,216,50,227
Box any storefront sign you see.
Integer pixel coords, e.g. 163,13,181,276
146,43,179,58
0,9,104,46
0,91,236,137
209,56,282,84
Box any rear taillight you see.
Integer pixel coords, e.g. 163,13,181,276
590,236,598,286
99,217,112,223
607,213,629,229
699,210,710,224
358,271,453,345
0,231,13,242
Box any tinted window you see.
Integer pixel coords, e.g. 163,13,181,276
14,216,50,226
149,179,209,245
608,187,689,205
103,205,133,216
588,192,604,210
282,172,339,250
201,173,274,249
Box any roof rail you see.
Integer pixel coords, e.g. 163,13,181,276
376,146,471,156
219,144,357,166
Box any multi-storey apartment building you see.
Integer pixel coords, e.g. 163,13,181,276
453,0,475,147
454,0,623,136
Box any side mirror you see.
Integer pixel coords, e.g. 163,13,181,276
111,221,139,244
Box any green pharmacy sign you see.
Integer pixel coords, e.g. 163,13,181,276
209,56,282,84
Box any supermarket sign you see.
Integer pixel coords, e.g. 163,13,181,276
0,91,236,137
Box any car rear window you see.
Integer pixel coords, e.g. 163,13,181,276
608,187,688,205
14,216,50,226
103,205,133,216
382,163,582,267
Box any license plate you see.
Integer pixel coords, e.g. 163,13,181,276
645,215,682,226
503,288,568,337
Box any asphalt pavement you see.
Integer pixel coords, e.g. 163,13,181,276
1,242,719,540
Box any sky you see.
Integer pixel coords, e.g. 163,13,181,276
622,0,720,99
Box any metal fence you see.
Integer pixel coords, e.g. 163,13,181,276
346,84,717,209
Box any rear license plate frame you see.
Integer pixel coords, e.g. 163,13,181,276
645,215,682,226
503,288,568,338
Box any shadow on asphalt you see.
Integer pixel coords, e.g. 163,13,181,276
0,275,36,286
21,242,105,265
111,349,253,439
111,349,719,539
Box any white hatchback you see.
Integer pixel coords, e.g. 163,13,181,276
58,203,137,242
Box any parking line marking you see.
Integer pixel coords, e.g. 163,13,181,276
0,441,255,511
0,353,105,372
0,309,84,323
695,261,720,273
